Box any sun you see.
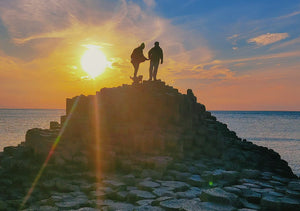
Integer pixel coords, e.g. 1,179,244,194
81,45,108,78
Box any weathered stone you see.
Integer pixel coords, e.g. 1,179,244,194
122,174,136,186
261,196,281,211
38,205,59,211
200,202,236,211
187,175,206,186
281,197,300,210
288,181,300,192
128,190,156,201
266,191,284,197
102,180,125,189
260,172,274,180
136,199,154,206
256,181,273,189
200,188,241,207
242,182,261,189
270,180,284,186
159,198,188,210
146,156,173,170
74,208,98,211
272,175,290,184
151,196,173,206
222,171,240,183
140,170,163,179
181,199,204,211
102,201,136,210
55,197,88,210
176,187,202,199
240,198,260,210
241,189,261,204
160,180,189,191
167,170,191,181
223,187,242,196
135,205,164,211
152,187,174,197
241,169,261,179
116,191,128,201
55,179,78,192
233,185,248,191
286,189,300,198
139,180,160,190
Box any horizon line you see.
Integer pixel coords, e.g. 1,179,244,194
0,108,299,112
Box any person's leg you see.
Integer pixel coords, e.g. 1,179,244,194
153,62,159,80
149,61,154,80
133,62,139,77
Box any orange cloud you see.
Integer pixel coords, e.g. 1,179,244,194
0,0,214,108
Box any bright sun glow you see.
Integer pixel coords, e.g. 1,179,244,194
81,45,108,78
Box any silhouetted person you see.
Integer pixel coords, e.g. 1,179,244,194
148,41,163,81
131,43,148,78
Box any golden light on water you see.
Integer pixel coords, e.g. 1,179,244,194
81,45,108,78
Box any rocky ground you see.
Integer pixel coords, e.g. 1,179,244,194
0,145,299,210
0,81,299,210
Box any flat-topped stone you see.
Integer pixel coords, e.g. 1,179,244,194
200,187,241,207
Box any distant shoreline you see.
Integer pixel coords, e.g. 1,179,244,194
0,108,299,112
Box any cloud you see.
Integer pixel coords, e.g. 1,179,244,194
169,64,236,82
143,0,156,8
247,33,289,46
0,0,216,108
276,10,300,20
227,34,239,40
270,36,300,50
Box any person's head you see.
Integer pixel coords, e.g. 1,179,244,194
154,41,159,47
140,43,145,49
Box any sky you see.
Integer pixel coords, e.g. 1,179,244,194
0,0,299,110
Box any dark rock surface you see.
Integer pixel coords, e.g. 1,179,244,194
0,80,299,210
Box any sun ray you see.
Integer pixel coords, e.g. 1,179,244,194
20,97,81,209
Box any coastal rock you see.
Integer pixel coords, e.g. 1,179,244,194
200,187,241,207
128,190,156,201
159,198,188,210
1,81,299,210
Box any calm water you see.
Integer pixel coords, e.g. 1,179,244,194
0,109,64,151
211,111,300,176
0,109,299,176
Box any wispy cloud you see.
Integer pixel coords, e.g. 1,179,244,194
143,0,156,8
247,33,289,46
227,34,239,40
270,36,300,50
276,10,300,20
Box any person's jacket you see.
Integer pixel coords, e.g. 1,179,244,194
148,46,163,63
131,47,147,63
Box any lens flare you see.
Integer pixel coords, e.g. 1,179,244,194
20,97,80,209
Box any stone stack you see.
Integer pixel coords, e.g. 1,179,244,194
0,80,299,210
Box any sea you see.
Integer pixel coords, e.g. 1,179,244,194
0,109,299,176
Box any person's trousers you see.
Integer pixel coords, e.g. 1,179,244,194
132,62,139,77
149,61,159,80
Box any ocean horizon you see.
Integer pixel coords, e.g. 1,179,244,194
0,109,299,176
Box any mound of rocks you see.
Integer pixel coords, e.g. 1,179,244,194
0,80,299,210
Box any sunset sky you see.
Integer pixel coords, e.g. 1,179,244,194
0,0,299,110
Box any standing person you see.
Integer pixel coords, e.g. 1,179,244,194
148,41,163,81
131,43,148,78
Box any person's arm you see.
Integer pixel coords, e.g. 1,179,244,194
148,49,152,60
143,52,148,60
160,49,163,64
131,49,136,59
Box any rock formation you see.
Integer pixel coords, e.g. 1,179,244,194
0,80,299,210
